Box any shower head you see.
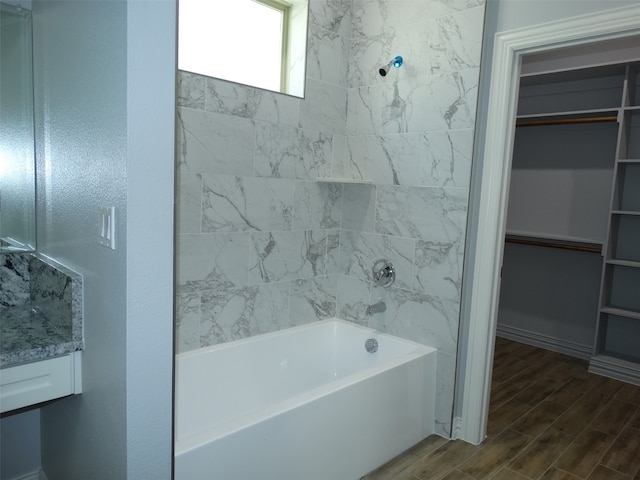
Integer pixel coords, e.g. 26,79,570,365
379,56,403,76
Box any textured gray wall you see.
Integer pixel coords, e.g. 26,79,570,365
27,0,175,478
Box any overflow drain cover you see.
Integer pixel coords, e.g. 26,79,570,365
365,338,378,353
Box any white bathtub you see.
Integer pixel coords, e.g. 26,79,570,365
175,318,436,480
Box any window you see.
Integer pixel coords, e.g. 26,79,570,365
178,0,306,96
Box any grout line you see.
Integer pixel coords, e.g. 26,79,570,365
551,387,639,479
550,429,605,480
585,418,625,467
491,350,590,478
595,465,635,479
544,466,581,480
592,415,640,480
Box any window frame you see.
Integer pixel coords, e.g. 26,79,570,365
254,0,292,93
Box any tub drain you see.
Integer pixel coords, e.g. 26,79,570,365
364,338,378,353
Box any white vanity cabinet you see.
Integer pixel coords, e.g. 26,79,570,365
0,352,82,414
0,253,84,413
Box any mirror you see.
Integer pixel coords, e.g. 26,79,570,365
0,1,36,252
178,0,309,98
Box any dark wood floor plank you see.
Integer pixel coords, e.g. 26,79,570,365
511,401,568,438
553,429,614,478
600,426,640,477
507,427,575,479
590,400,637,436
363,338,640,480
458,429,530,480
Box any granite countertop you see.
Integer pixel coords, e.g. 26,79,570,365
1,252,84,368
0,304,83,368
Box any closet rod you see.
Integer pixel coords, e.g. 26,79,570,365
505,236,601,254
516,115,617,127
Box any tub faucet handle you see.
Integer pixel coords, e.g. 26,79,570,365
372,259,395,288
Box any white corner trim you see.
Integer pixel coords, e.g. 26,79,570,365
458,4,640,445
451,416,464,441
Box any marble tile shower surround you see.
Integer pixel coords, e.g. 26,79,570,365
175,0,485,437
0,253,83,367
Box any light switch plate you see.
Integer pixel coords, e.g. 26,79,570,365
99,206,116,249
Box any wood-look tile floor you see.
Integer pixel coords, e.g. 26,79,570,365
362,337,640,480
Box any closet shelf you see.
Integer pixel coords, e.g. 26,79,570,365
605,258,640,268
315,177,373,185
600,306,640,321
516,108,619,127
617,159,640,164
611,210,640,216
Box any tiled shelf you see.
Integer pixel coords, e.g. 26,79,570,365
316,177,373,184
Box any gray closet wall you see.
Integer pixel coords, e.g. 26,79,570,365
497,38,640,374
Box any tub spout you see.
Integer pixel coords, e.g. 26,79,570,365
366,301,386,315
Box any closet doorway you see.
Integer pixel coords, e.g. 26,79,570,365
496,54,625,361
459,5,640,445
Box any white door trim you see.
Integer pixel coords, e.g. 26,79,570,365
458,4,640,445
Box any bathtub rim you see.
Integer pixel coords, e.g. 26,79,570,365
175,318,436,456
175,317,431,361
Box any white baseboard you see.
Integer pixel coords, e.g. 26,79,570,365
7,470,47,480
589,355,640,386
496,324,592,360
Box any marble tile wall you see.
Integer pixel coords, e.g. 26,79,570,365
337,0,484,437
175,0,486,439
175,0,352,353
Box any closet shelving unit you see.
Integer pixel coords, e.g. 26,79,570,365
501,61,640,379
590,63,640,384
506,61,640,383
